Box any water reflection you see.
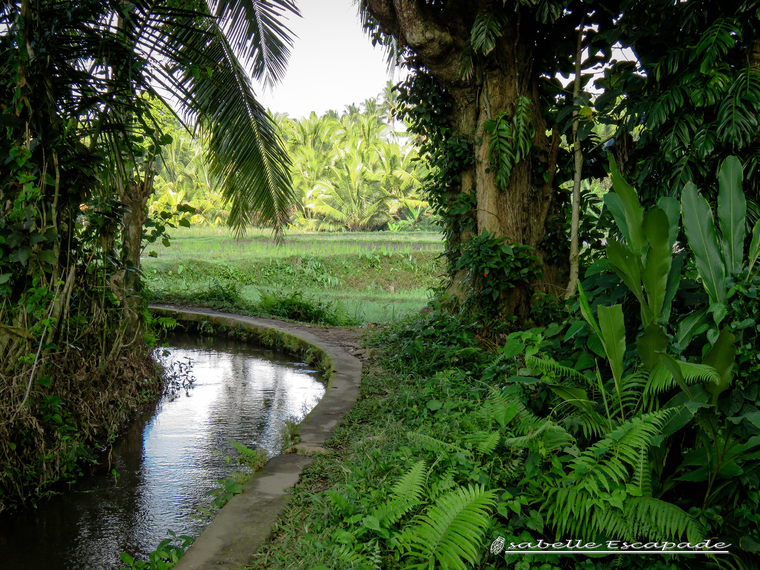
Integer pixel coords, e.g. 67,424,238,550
0,334,324,570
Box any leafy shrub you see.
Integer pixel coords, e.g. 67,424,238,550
257,291,349,326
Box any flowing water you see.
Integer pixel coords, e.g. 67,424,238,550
0,333,325,570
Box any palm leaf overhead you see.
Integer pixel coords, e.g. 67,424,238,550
120,0,299,231
9,0,299,230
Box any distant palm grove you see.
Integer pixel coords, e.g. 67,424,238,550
150,85,434,232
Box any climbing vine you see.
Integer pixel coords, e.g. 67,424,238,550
484,96,535,190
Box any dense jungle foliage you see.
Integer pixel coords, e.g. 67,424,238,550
3,1,760,568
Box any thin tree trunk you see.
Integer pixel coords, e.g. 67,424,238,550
566,20,585,300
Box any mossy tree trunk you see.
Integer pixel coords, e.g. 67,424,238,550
363,0,567,320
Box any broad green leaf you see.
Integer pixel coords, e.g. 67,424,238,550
656,196,681,249
603,193,630,243
702,328,736,404
658,353,693,398
597,304,626,389
637,324,669,370
677,308,709,348
682,183,726,305
609,155,645,253
717,156,746,275
577,281,601,337
548,384,595,413
607,240,643,303
607,240,651,323
661,250,686,324
586,332,606,358
708,302,727,327
748,219,760,275
739,536,760,553
564,320,585,342
642,207,672,323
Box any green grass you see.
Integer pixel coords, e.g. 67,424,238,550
143,228,444,324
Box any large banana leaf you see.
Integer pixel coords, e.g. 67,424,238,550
682,183,727,305
717,156,746,275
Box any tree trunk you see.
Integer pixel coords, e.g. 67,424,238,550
364,0,566,320
116,171,153,342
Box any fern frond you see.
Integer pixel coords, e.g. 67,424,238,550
630,443,653,496
392,460,427,501
335,540,382,570
570,410,673,493
408,432,472,458
644,361,721,403
527,355,591,385
462,431,501,456
595,497,705,543
373,461,428,525
502,420,575,453
477,390,519,429
559,409,611,440
427,468,457,502
611,370,648,416
510,399,544,435
402,485,498,570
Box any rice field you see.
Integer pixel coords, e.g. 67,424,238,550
143,228,445,324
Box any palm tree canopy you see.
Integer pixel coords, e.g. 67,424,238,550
1,0,300,231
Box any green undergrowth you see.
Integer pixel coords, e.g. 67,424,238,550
246,306,755,570
143,230,442,324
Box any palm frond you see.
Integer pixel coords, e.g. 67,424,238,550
209,0,299,90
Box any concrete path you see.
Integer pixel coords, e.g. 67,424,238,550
149,306,363,570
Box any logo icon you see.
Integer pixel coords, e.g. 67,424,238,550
490,536,505,555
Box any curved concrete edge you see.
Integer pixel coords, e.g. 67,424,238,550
149,305,363,570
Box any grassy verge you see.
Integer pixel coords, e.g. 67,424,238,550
246,311,514,570
143,229,443,324
244,308,743,570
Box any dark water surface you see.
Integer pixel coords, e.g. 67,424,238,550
0,334,324,570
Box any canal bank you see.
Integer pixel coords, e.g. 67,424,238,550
149,306,363,570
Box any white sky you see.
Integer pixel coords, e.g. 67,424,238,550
255,0,397,119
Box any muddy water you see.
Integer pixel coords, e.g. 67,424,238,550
0,334,324,570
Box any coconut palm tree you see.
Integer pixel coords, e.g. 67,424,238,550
1,0,299,360
309,147,394,231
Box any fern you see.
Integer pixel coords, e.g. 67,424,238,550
476,431,501,456
373,461,427,525
427,468,457,502
407,432,472,458
527,355,591,384
335,540,382,570
401,484,498,570
502,420,575,453
643,361,721,405
570,410,673,493
596,496,705,543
